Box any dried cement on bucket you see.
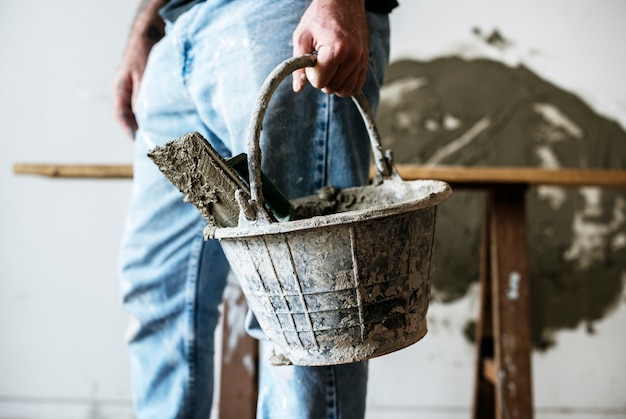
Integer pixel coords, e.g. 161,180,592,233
216,179,451,366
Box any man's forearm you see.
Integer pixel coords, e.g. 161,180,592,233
113,0,169,138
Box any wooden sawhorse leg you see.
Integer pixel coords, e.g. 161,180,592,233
473,187,534,419
219,282,259,419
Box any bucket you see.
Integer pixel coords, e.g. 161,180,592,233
215,55,452,366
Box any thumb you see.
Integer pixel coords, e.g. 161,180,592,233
293,69,308,93
304,66,320,89
305,45,333,91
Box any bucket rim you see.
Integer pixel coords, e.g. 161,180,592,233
215,179,451,239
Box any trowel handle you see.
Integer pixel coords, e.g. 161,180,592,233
246,54,392,220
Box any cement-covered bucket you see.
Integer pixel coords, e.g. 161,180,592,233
215,55,452,366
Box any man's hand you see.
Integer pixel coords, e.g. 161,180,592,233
113,0,165,139
292,0,369,97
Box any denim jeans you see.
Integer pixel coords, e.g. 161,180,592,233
119,1,390,417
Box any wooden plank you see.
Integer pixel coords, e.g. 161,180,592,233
13,163,133,179
489,187,533,419
14,163,626,187
393,165,626,187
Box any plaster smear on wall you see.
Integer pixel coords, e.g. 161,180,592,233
377,55,626,350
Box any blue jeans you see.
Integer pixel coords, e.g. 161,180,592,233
119,1,390,417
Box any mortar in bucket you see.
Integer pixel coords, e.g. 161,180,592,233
214,55,452,366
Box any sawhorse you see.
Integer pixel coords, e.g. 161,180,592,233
14,163,626,419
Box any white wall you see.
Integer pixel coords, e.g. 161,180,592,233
1,1,624,418
1,1,136,417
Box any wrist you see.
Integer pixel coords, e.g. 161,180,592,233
131,0,166,44
311,0,366,11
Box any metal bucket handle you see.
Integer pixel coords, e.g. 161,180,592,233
240,54,394,224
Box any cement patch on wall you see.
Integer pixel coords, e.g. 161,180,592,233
377,57,626,350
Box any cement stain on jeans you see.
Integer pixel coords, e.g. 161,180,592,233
377,56,626,350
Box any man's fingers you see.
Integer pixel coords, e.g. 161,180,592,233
123,110,138,138
311,45,367,96
114,105,138,139
335,60,368,97
305,45,337,90
292,69,308,93
294,52,367,96
331,67,359,97
113,78,138,139
292,29,314,93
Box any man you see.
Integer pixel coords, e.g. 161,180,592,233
113,0,397,417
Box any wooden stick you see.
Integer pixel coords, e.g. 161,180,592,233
14,163,626,187
13,163,133,179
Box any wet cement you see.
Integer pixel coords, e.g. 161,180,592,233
377,57,626,349
147,132,251,239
